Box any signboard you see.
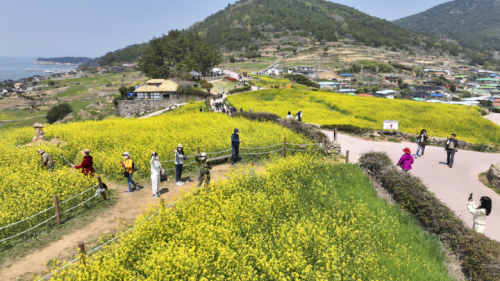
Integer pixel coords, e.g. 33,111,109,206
383,120,399,130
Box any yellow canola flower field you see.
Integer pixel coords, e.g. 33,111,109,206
228,89,500,144
41,155,452,280
0,111,311,242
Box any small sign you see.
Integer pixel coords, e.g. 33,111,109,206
383,120,399,130
300,145,306,148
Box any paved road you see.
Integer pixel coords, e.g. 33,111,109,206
321,130,500,241
485,112,500,126
140,103,187,118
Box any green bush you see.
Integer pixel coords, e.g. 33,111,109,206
284,74,319,88
46,103,73,124
228,85,251,94
359,152,500,280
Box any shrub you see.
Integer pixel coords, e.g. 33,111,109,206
46,103,73,124
228,85,251,94
284,74,319,88
359,152,500,280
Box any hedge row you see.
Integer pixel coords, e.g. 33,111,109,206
358,152,500,280
228,85,251,94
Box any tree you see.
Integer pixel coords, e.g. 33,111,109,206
46,103,73,124
450,84,456,93
118,85,128,97
48,80,55,86
138,30,222,78
323,46,329,54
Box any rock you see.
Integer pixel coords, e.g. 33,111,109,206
487,164,500,190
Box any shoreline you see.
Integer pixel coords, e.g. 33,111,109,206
33,61,82,66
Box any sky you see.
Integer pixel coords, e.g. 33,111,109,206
0,0,450,58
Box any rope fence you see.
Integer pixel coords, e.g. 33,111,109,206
38,169,254,281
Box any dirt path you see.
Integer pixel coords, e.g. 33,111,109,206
0,165,234,280
485,112,500,126
322,130,500,242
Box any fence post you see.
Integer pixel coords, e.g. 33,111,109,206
346,150,350,164
334,129,338,142
78,242,86,266
53,195,61,225
322,137,325,155
97,176,108,200
282,137,287,158
197,147,200,167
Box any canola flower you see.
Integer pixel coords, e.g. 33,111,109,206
39,155,452,280
0,111,311,242
227,89,500,144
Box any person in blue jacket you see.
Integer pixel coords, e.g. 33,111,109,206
231,128,242,164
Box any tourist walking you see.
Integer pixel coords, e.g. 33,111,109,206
397,148,414,172
231,128,242,165
37,149,54,172
72,149,94,177
286,111,294,119
295,111,303,122
444,134,459,168
195,153,212,186
120,152,138,193
468,195,492,233
415,129,428,158
199,107,203,112
174,144,188,186
250,108,253,113
150,151,163,198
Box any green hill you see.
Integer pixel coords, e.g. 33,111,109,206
81,43,149,67
394,0,500,56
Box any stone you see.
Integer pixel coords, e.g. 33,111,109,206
487,163,500,190
33,122,46,142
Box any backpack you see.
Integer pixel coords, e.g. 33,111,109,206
133,162,137,171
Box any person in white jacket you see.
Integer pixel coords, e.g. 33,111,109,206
468,195,492,233
286,111,293,120
150,151,163,198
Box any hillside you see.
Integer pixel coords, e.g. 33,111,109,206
395,0,500,56
35,57,93,65
188,0,463,55
81,43,149,67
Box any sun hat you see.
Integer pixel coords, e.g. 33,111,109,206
122,152,130,156
37,149,44,154
403,148,411,154
177,144,183,148
201,153,207,157
234,128,239,132
83,149,90,155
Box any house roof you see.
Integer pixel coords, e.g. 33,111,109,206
339,73,353,77
146,79,167,84
135,80,178,93
376,90,397,95
14,83,23,86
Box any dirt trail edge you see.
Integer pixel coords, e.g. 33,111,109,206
0,165,233,281
322,130,500,242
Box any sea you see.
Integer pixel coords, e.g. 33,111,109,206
0,57,78,81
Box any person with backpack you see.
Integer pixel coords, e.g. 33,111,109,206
195,153,212,186
415,129,428,158
296,111,303,122
231,128,242,165
444,133,459,168
37,149,54,172
120,152,138,193
173,144,188,186
150,151,163,198
72,149,94,177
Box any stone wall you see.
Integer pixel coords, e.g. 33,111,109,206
362,130,476,149
487,163,500,190
115,95,204,118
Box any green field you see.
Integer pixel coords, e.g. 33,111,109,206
227,89,500,144
211,80,238,93
45,155,452,280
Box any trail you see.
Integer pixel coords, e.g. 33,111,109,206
0,165,233,281
485,112,500,126
322,130,500,242
140,103,187,118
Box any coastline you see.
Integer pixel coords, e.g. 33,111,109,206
34,61,81,66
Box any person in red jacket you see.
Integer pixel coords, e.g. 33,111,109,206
72,149,95,176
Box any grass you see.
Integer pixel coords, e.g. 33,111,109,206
211,80,238,93
53,86,88,99
0,109,46,121
479,172,498,194
68,100,92,111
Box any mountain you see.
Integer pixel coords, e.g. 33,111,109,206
394,0,500,55
35,57,93,65
81,43,149,67
187,0,463,55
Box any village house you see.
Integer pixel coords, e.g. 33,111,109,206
134,79,178,100
375,90,396,99
295,65,315,71
414,86,443,93
14,83,27,90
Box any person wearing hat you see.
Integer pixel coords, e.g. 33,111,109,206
397,148,414,172
231,128,242,165
37,149,54,172
173,144,188,186
195,153,212,186
295,111,303,122
468,195,492,233
120,152,138,193
72,149,94,177
150,151,163,198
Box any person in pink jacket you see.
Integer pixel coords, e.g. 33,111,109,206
397,148,414,172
